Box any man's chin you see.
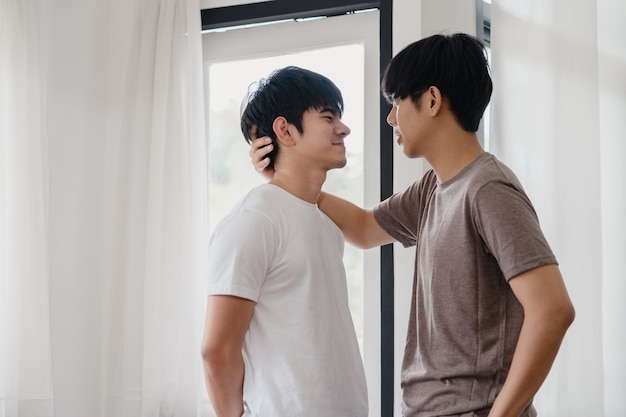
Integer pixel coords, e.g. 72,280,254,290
329,159,348,170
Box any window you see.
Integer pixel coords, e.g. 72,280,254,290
201,5,390,414
205,43,366,344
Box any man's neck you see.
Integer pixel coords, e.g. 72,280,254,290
425,131,485,183
269,169,326,204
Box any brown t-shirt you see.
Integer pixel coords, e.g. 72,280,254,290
374,153,556,417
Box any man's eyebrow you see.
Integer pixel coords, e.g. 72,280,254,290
319,107,339,116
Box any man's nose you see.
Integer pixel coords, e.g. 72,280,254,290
339,120,351,136
386,107,397,127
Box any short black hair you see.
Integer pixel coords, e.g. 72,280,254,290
240,66,344,169
381,33,492,132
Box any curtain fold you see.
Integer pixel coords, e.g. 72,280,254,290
491,1,626,416
0,0,55,416
102,1,209,416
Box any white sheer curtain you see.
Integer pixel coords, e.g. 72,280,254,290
1,0,54,415
2,0,209,416
491,1,626,416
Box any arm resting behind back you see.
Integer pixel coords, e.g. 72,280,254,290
488,264,575,417
201,295,256,417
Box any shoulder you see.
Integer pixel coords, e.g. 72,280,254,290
232,184,290,217
394,169,438,201
470,153,524,187
208,186,283,274
449,153,527,202
449,153,539,226
212,185,282,238
375,169,437,215
474,155,530,202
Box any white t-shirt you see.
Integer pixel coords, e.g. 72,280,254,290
207,184,368,417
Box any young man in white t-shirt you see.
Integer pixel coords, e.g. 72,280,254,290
201,66,368,417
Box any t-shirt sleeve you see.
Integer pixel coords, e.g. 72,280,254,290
473,180,558,281
373,171,436,248
206,210,277,302
374,201,416,248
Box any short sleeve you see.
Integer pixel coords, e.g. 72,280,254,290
373,171,437,248
473,181,557,280
207,210,278,301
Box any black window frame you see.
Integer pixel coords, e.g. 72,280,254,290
475,0,491,46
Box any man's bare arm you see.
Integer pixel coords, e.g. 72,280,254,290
488,264,575,417
201,295,256,417
317,192,395,249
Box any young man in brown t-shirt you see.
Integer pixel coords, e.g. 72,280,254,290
250,34,575,417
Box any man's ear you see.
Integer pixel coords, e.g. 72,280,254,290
272,117,296,147
427,86,443,115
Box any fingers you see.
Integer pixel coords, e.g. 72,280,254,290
249,137,273,160
255,157,271,172
249,138,273,174
248,126,275,179
252,142,272,171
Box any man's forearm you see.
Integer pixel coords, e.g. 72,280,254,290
203,353,245,417
488,315,569,416
318,192,393,249
489,266,575,417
